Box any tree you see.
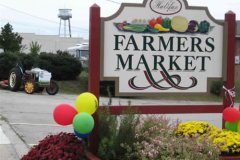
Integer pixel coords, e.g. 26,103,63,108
29,41,41,54
0,23,23,52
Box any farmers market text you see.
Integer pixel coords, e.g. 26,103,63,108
114,34,214,72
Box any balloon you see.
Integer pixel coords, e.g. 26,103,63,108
73,112,94,134
238,121,240,133
225,121,238,132
76,92,98,115
74,130,91,138
223,107,240,122
53,104,77,126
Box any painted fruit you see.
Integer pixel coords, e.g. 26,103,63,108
188,20,199,33
171,16,189,32
154,24,170,32
199,20,210,33
149,19,157,28
156,16,163,24
162,17,171,29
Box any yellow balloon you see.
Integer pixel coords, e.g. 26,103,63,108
76,92,98,115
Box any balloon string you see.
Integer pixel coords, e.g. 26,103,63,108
223,86,235,107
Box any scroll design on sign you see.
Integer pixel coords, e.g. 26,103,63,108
128,66,197,90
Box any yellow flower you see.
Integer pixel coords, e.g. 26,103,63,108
176,121,240,154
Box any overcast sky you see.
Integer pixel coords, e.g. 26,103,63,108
0,0,239,39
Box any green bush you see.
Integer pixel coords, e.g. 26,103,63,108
98,108,118,159
0,52,20,80
0,52,39,80
19,53,38,70
210,80,224,96
98,107,139,160
79,70,88,91
0,52,82,81
36,52,82,80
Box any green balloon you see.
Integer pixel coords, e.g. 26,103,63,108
225,121,238,132
73,112,94,134
237,121,240,133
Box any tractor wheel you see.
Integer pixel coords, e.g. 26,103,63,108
46,80,59,95
24,81,35,94
8,67,22,91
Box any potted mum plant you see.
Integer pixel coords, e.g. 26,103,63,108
21,132,100,160
176,121,240,160
211,130,240,159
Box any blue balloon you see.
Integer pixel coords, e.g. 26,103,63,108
74,130,91,138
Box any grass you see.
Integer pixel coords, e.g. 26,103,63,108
142,81,240,102
50,71,240,102
58,70,88,95
235,81,240,102
141,93,223,102
1,70,239,103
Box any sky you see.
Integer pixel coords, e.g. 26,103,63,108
0,0,239,39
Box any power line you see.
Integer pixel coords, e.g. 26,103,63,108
0,3,58,24
0,3,88,31
105,0,121,4
104,0,143,4
0,0,143,33
0,17,89,34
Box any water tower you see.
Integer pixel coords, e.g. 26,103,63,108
58,9,72,37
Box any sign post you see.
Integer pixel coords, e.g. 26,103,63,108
89,4,100,154
223,11,236,108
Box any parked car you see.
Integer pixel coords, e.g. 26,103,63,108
67,43,89,68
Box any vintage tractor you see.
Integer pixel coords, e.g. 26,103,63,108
8,63,59,95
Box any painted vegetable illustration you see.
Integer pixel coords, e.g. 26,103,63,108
149,18,158,28
149,16,169,32
115,16,211,34
162,17,171,29
199,20,210,33
171,16,189,33
156,16,163,25
117,21,127,30
123,24,147,32
188,20,199,33
154,24,169,32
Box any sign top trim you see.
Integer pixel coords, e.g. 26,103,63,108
102,0,222,25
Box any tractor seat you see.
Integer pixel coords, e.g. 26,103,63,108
25,70,32,75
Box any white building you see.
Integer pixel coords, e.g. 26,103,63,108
19,33,88,53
